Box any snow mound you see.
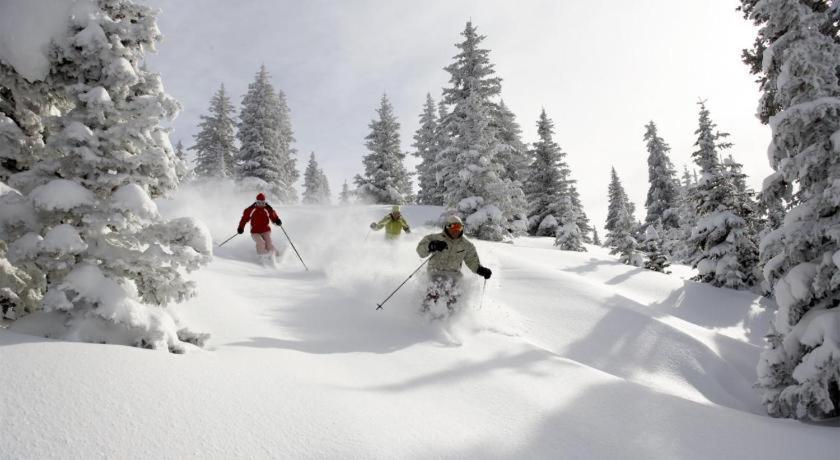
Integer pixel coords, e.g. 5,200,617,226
62,121,94,142
34,264,185,350
42,224,86,254
30,179,94,211
111,183,159,219
8,232,43,261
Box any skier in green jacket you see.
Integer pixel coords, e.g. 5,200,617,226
370,205,411,240
416,215,492,319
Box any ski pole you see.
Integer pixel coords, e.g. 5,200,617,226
217,233,239,247
376,254,436,311
478,278,487,310
279,225,309,271
364,229,372,242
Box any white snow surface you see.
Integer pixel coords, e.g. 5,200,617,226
1,181,836,459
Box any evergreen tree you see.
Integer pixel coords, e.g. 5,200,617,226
430,99,450,205
643,222,671,273
175,140,186,161
668,165,699,262
173,140,191,182
682,165,695,187
569,184,592,243
191,84,237,178
606,167,636,232
0,62,55,182
686,101,757,289
319,169,331,205
412,93,440,205
0,0,211,351
436,22,527,240
339,180,352,205
606,199,641,266
723,153,761,242
592,228,602,246
354,94,411,204
303,152,330,205
741,0,840,420
492,99,530,229
237,66,299,203
493,99,530,184
554,199,586,252
643,121,680,229
525,109,569,236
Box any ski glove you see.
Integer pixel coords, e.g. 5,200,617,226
370,222,378,230
428,240,448,252
237,227,244,235
476,266,492,279
405,228,411,233
273,218,282,226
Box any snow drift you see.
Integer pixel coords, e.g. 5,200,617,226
2,180,837,458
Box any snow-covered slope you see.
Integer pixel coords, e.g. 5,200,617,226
1,182,836,459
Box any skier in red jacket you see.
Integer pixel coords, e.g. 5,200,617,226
238,193,282,259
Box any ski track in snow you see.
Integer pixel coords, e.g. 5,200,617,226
1,183,837,459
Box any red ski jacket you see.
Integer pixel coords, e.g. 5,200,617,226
238,203,280,234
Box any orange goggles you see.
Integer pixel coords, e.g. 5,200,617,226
446,223,463,233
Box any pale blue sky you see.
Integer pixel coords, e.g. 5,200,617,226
145,0,768,230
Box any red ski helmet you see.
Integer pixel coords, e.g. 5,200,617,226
256,192,266,201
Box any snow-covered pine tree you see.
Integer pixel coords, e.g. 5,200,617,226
0,235,45,321
741,0,840,420
723,153,761,243
429,99,451,205
191,84,237,179
493,99,531,184
275,88,299,199
592,228,602,246
643,221,670,273
174,140,186,163
569,183,592,243
436,21,527,240
318,168,331,205
554,199,586,252
339,179,352,205
413,93,440,205
668,164,699,262
237,66,299,203
354,94,411,204
525,109,570,236
303,152,330,205
493,100,530,234
0,62,56,182
0,0,211,351
606,197,641,266
643,121,680,230
605,167,636,232
302,152,319,205
686,101,757,289
173,140,191,183
0,60,53,320
682,165,695,187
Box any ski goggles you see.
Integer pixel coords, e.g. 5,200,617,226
255,200,266,206
446,222,463,233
